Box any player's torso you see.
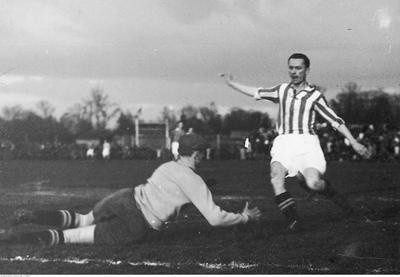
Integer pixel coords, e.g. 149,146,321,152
136,161,193,220
277,83,321,135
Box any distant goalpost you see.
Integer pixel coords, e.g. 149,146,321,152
132,119,171,150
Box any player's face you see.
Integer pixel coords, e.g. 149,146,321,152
288,58,308,85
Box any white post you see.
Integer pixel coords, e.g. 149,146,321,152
135,117,140,147
165,118,171,149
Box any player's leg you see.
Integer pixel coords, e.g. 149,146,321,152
300,139,355,213
3,215,149,246
270,161,301,232
270,161,287,195
63,214,148,245
12,209,94,229
2,188,150,246
301,167,323,191
0,225,96,246
295,172,317,201
92,187,151,243
0,228,66,246
302,167,354,213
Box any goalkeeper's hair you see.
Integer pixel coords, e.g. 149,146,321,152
178,134,208,156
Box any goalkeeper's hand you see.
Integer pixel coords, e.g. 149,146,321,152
242,201,261,222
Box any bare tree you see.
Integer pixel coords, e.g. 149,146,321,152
36,100,55,119
2,105,30,121
62,88,121,133
84,88,121,130
60,103,92,135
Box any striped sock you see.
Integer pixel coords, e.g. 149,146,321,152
32,210,76,229
47,229,65,246
275,191,299,224
15,229,64,246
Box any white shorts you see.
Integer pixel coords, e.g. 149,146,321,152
171,142,179,156
270,134,326,177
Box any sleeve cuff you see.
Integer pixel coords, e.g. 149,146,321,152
331,121,343,129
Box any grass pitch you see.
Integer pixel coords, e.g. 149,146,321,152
0,159,399,274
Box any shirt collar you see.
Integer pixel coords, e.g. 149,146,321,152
176,157,196,170
289,82,316,93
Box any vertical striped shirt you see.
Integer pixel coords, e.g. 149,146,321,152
255,83,344,135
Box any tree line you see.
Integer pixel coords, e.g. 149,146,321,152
0,82,399,145
0,88,273,145
329,82,400,129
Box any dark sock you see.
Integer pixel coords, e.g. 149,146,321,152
33,210,76,228
15,229,64,246
275,191,299,224
319,180,354,213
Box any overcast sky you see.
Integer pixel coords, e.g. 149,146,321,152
0,0,399,121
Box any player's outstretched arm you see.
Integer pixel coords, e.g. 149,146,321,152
220,73,260,98
241,201,262,222
336,124,371,159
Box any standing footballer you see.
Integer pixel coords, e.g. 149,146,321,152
221,53,371,232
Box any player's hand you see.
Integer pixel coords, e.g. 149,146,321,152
219,73,233,83
242,201,261,222
352,142,371,159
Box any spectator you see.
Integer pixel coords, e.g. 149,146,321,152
102,140,111,160
171,122,185,160
86,144,95,159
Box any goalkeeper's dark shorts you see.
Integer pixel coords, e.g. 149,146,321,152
93,188,151,245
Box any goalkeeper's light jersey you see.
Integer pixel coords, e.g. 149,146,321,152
134,160,248,230
255,83,344,135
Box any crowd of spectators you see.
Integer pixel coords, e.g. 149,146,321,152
246,124,400,162
0,141,163,161
318,124,400,162
0,124,399,162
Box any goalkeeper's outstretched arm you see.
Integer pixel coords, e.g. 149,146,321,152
220,73,259,98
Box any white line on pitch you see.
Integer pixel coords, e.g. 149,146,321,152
0,255,334,272
17,180,50,187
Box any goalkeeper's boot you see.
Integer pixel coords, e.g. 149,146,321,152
12,209,36,226
0,228,61,246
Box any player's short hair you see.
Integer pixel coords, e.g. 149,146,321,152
288,53,310,68
178,134,209,156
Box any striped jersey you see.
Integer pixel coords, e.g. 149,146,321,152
255,83,344,135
